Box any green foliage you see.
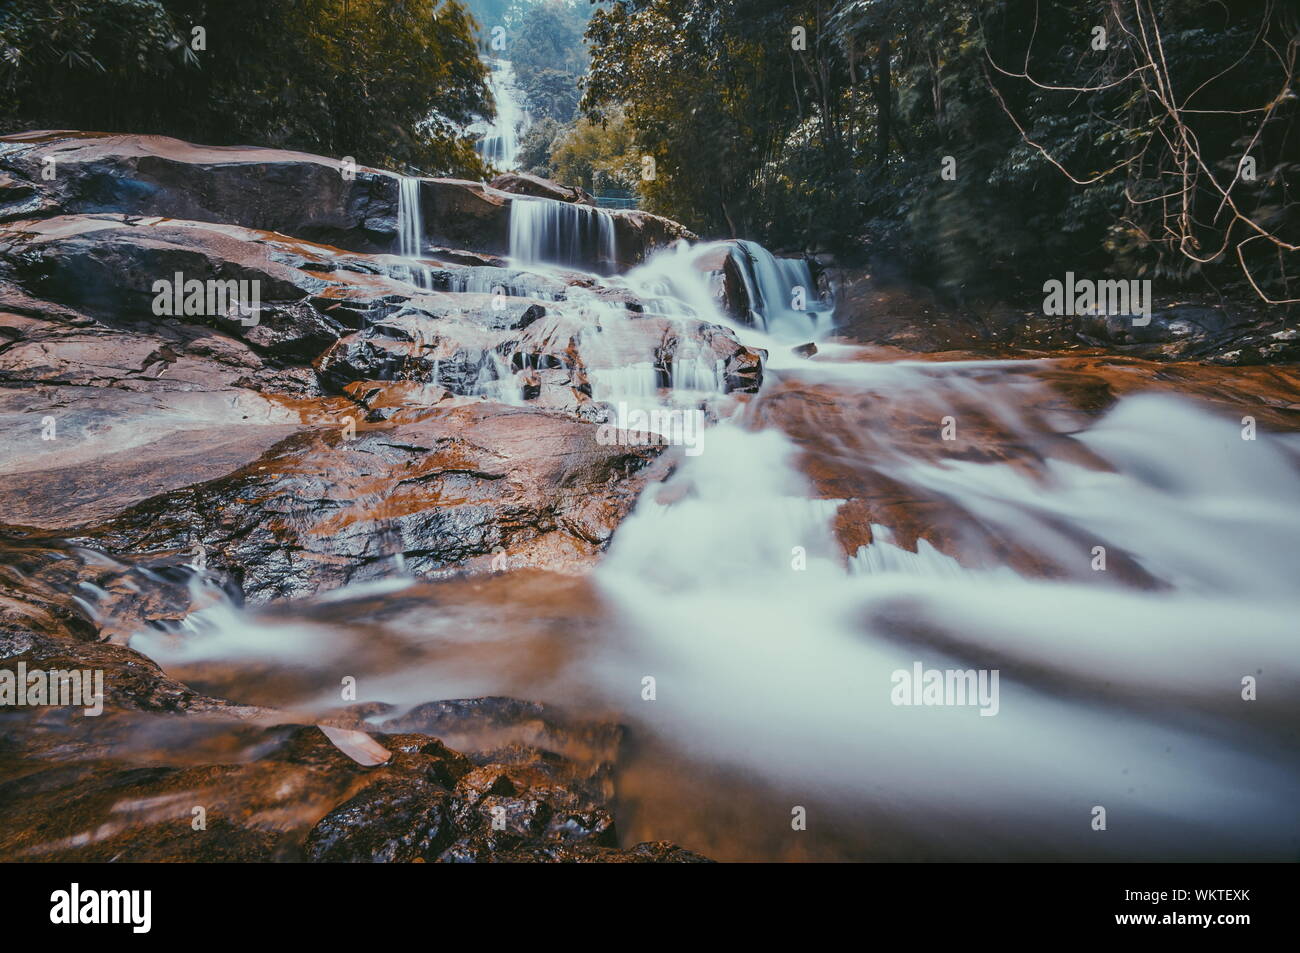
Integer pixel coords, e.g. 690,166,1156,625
550,108,641,194
516,116,564,177
510,1,589,122
586,0,824,243
0,0,493,177
584,0,1299,300
524,67,583,123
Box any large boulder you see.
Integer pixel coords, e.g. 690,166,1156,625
0,705,710,862
0,130,397,251
68,400,668,602
490,171,596,206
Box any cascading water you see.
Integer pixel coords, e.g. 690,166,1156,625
123,210,1300,861
473,58,529,170
590,364,1300,859
729,239,832,339
397,177,422,259
396,176,431,290
509,197,618,274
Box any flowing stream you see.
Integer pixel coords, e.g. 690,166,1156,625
127,197,1300,861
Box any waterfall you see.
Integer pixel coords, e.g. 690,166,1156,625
509,197,619,274
729,239,831,339
474,58,529,170
396,176,431,290
397,177,423,258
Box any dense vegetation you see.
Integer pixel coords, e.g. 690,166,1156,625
0,0,492,176
583,0,1298,302
511,2,589,122
3,0,1293,302
465,0,589,122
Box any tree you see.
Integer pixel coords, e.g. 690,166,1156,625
584,0,1297,303
0,0,494,177
511,1,589,123
516,116,564,176
550,109,640,194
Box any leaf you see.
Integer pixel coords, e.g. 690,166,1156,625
318,725,391,766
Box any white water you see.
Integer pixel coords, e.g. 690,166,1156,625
473,58,529,170
591,375,1300,858
128,215,1300,859
509,197,618,273
730,240,832,339
396,176,431,290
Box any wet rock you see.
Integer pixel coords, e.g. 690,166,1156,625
490,172,596,206
0,627,205,714
611,210,697,269
0,701,709,862
304,777,455,862
313,306,507,397
381,696,626,771
341,380,468,423
488,841,714,863
1,215,374,341
74,401,665,602
425,247,508,268
0,132,694,265
1075,302,1298,363
315,297,764,402
226,299,345,363
0,130,398,251
693,243,753,322
0,384,317,528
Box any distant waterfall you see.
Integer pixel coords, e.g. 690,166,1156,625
509,197,618,274
475,58,529,170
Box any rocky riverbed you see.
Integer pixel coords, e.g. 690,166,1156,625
2,131,1298,863
0,131,736,862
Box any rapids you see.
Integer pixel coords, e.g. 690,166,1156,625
123,203,1300,862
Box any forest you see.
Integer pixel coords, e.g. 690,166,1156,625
3,0,1294,302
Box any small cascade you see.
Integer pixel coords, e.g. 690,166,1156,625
396,176,431,290
469,348,522,404
666,335,725,393
615,242,716,321
442,267,567,301
509,197,618,274
729,239,831,339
